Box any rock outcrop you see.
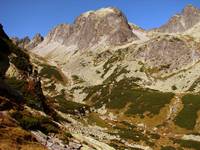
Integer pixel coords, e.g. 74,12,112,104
135,35,200,72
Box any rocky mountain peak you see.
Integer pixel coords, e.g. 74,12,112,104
45,24,71,44
37,7,138,55
33,33,43,41
77,7,122,19
154,4,200,33
182,4,200,15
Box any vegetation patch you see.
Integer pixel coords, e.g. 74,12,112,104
125,90,174,117
87,113,109,128
7,40,32,74
101,56,119,78
54,93,87,114
5,77,26,91
39,64,63,82
61,131,73,144
11,111,58,134
10,56,32,73
120,121,137,129
161,146,176,150
71,75,85,84
174,94,200,129
5,77,45,111
101,49,127,78
171,85,177,90
173,139,200,150
188,77,200,91
84,72,174,117
113,126,154,146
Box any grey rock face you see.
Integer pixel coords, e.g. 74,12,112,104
155,5,200,33
136,35,200,72
45,7,138,51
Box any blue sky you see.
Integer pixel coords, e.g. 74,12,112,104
0,0,200,38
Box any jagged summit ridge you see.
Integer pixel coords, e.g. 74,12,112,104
33,7,138,57
81,7,119,17
154,4,200,33
11,33,43,50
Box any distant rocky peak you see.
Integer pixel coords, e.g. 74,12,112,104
182,4,200,15
11,36,30,49
11,33,43,50
79,7,120,18
25,33,44,50
32,33,43,41
154,4,200,33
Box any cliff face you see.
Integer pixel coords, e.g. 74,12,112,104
135,35,200,72
0,24,11,78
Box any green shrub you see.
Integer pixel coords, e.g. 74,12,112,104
125,90,174,117
173,139,200,150
5,77,26,91
83,75,173,117
11,56,32,73
171,85,177,90
150,133,160,140
11,111,40,130
113,126,152,146
54,94,87,113
62,132,73,144
11,111,58,134
24,93,44,111
161,146,176,150
120,121,136,129
39,64,63,82
64,132,72,138
188,77,200,91
174,94,200,129
5,77,45,111
87,113,109,128
71,75,84,83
